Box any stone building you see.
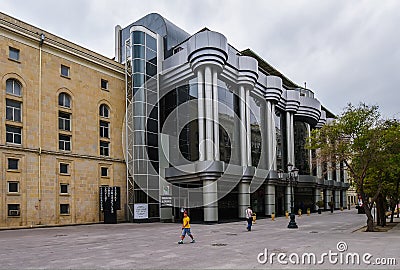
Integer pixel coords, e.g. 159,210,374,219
0,12,126,228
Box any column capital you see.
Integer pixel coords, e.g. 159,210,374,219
187,30,228,74
237,55,258,89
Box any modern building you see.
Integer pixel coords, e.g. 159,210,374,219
0,12,349,228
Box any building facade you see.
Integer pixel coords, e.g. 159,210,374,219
0,12,127,228
0,12,349,228
117,13,349,223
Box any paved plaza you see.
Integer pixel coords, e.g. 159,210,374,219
0,209,399,269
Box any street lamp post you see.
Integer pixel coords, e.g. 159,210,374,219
277,162,299,229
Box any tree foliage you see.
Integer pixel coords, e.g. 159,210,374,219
307,103,400,231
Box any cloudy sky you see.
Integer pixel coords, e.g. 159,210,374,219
2,0,400,118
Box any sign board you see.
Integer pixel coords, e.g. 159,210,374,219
134,203,148,219
161,196,172,207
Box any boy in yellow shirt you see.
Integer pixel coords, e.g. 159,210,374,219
178,211,195,244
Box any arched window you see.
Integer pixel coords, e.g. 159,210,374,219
58,92,71,108
99,104,109,118
6,79,22,96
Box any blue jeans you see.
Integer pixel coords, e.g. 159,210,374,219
247,217,252,231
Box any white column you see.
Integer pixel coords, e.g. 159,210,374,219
325,189,332,209
265,101,273,170
265,183,275,216
239,86,247,166
290,113,295,165
286,112,292,165
204,66,214,160
285,185,291,213
306,123,312,175
238,181,250,218
271,103,277,170
212,69,219,161
197,69,205,161
335,190,340,209
245,88,252,166
203,180,218,222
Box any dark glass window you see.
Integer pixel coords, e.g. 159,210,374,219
60,163,69,174
146,48,157,62
134,189,147,203
59,135,71,151
132,31,145,44
294,121,310,175
148,203,160,218
133,45,145,58
99,104,109,118
8,204,20,216
133,59,145,73
146,132,158,147
6,99,22,122
59,112,71,131
133,73,145,88
60,204,70,214
146,34,157,51
101,167,108,177
9,47,20,61
6,79,22,96
101,79,108,90
8,158,19,170
250,97,261,167
61,65,70,77
6,125,22,144
60,184,69,194
58,93,71,108
147,146,158,161
8,182,19,193
146,118,158,133
100,121,110,138
275,110,287,171
100,141,109,156
146,62,157,77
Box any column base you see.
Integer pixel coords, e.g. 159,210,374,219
287,213,298,229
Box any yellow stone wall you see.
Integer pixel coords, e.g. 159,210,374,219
0,12,127,228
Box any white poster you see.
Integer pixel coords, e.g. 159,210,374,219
134,203,148,219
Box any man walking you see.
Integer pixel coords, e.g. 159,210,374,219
246,206,253,231
178,211,195,244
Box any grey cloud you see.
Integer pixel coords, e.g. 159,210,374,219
2,0,400,118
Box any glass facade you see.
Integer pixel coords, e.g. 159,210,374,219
217,80,240,165
274,109,287,170
250,96,262,167
160,81,198,164
294,121,310,175
131,30,159,218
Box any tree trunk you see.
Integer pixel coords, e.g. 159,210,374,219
376,196,381,226
390,206,394,223
382,197,387,227
364,204,374,232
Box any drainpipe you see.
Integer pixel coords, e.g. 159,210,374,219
38,33,45,224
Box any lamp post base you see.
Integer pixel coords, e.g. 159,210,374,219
287,213,298,229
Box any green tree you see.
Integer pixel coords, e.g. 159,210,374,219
307,103,399,232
